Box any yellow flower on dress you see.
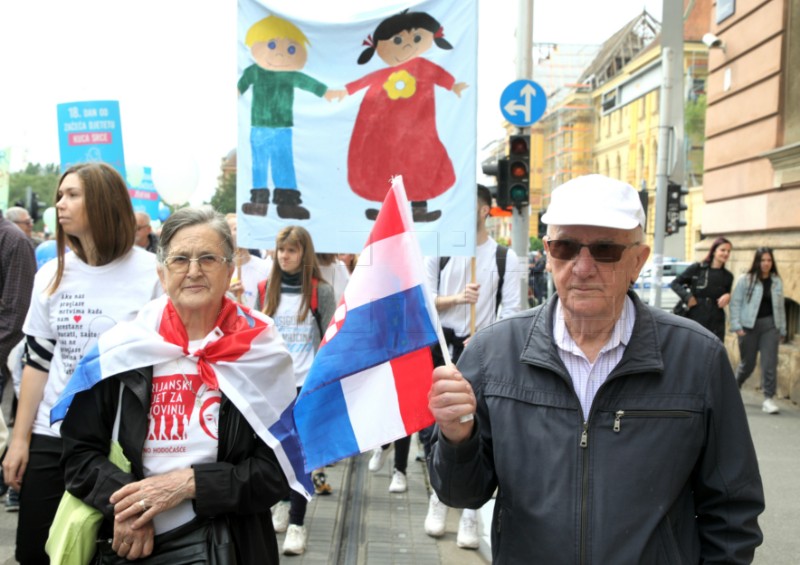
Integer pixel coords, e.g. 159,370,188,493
383,70,417,100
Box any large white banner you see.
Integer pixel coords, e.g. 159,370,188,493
237,0,477,256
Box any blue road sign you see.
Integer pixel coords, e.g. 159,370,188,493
500,80,547,127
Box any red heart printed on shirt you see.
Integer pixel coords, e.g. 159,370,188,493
73,315,82,323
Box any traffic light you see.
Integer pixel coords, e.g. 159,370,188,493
505,134,530,209
638,187,649,232
23,186,47,222
537,210,546,239
665,181,688,235
482,158,510,209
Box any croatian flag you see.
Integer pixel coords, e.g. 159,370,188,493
294,177,439,472
51,296,314,498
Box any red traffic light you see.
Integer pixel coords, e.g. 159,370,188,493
509,161,528,179
509,135,529,156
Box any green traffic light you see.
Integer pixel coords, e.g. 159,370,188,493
509,183,528,204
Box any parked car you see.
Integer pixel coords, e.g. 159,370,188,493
632,261,692,311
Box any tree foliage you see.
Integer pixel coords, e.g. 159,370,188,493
685,94,707,143
208,171,237,214
8,164,60,230
529,236,544,252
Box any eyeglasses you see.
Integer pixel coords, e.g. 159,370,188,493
14,219,33,226
163,254,229,273
136,224,150,231
547,240,639,263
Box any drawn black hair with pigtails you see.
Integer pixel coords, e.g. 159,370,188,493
357,9,453,65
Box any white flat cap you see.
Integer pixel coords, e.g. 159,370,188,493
541,174,646,230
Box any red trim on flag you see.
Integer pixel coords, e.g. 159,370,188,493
390,348,435,434
365,184,406,246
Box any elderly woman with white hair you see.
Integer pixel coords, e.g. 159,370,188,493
56,207,304,564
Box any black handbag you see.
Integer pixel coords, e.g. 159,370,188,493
95,517,236,565
672,301,690,317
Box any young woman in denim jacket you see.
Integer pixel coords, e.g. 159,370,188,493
729,247,786,414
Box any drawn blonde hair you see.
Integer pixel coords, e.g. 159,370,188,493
245,15,309,47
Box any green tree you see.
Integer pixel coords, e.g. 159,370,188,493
529,236,544,252
684,94,707,142
208,171,236,214
9,163,60,229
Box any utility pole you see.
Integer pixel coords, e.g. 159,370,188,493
650,0,685,308
651,46,673,309
513,0,533,310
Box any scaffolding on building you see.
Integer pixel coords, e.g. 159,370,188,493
541,88,595,200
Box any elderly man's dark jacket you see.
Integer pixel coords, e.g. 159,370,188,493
61,368,290,564
430,292,764,564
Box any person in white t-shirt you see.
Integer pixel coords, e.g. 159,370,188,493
316,253,350,305
2,163,163,564
260,226,335,556
421,184,521,549
224,213,272,309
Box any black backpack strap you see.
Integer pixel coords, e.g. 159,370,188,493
437,256,451,292
495,245,508,314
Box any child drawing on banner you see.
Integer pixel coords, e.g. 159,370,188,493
238,15,345,220
344,10,468,222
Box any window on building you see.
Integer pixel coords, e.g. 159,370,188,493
602,90,617,113
638,144,645,181
651,140,658,181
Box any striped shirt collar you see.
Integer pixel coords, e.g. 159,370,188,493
553,295,636,359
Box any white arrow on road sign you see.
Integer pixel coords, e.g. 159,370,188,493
500,80,547,127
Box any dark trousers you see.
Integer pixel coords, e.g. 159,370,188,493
288,489,308,526
380,436,411,474
16,434,64,565
736,316,781,398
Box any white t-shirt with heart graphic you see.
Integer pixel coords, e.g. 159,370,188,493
23,247,162,437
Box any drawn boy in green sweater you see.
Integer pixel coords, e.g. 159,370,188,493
239,15,343,219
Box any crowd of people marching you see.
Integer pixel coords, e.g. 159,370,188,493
0,166,780,564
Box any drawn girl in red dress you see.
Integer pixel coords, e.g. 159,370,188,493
344,10,468,222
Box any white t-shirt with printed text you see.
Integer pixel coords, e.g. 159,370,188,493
143,340,221,534
273,292,318,388
23,247,163,437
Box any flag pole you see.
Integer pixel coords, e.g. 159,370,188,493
469,257,477,335
236,260,243,304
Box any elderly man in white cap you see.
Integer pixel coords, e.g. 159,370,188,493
426,174,764,564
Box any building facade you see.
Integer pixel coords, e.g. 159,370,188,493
702,0,799,400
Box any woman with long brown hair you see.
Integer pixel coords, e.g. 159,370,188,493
3,163,162,564
258,225,335,556
670,236,733,340
729,247,787,414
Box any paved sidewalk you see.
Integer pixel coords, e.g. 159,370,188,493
277,438,488,564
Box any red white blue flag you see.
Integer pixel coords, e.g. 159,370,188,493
294,177,438,471
51,296,313,498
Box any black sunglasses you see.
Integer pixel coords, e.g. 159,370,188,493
547,240,639,263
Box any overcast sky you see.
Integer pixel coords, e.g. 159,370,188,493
0,0,661,204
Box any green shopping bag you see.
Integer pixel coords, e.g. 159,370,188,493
46,384,131,564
